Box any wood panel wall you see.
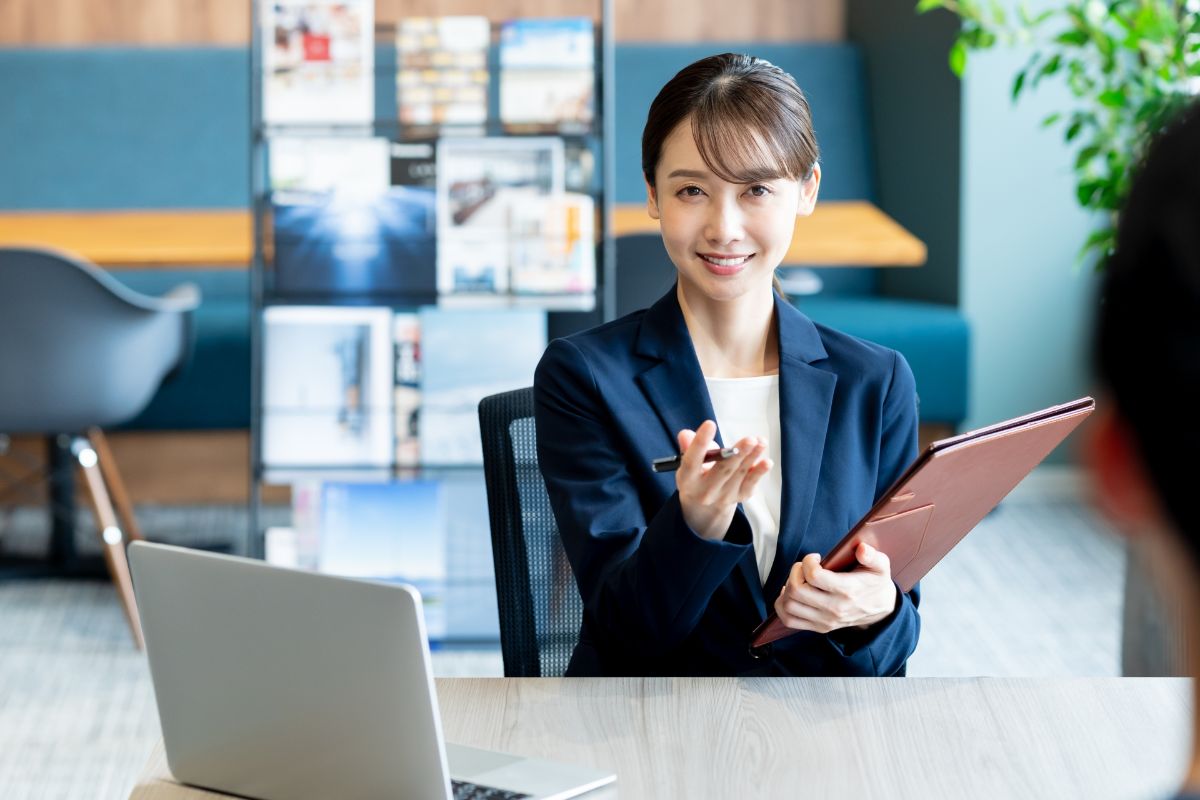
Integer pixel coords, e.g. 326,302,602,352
0,0,251,46
0,0,844,45
615,0,844,42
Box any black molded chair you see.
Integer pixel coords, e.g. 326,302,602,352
0,246,199,648
478,387,582,677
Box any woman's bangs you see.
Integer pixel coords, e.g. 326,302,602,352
691,106,806,185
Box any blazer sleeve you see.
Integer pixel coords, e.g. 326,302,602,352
825,350,922,673
533,337,753,656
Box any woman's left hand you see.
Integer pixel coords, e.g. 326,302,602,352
774,542,898,634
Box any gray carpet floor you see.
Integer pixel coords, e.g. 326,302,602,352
0,467,1127,799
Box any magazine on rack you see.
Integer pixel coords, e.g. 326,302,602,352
262,0,373,125
509,191,596,297
393,312,421,467
435,136,565,297
270,137,437,299
499,17,594,133
319,479,447,639
396,16,490,138
262,306,394,468
418,306,546,465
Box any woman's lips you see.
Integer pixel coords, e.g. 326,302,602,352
698,253,753,275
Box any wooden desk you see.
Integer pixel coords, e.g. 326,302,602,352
0,210,252,268
130,677,1190,799
613,200,927,267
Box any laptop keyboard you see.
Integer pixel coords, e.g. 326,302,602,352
451,779,531,800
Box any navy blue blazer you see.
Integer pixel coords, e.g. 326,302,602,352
533,287,921,677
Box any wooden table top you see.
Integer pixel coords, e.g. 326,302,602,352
0,200,923,270
612,200,927,267
0,209,252,268
129,676,1191,799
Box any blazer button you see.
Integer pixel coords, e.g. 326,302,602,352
749,642,773,659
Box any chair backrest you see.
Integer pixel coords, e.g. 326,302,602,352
0,247,198,433
478,387,582,677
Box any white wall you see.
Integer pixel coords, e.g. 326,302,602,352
959,44,1101,460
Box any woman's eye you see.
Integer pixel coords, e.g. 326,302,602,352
677,186,704,198
747,185,772,198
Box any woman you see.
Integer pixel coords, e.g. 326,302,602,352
534,53,920,677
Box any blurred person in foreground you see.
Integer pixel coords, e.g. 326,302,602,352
1088,99,1200,800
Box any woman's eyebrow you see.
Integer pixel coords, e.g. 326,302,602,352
666,168,709,179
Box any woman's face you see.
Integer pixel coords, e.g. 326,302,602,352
647,119,820,304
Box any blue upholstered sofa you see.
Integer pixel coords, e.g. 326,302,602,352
0,43,967,428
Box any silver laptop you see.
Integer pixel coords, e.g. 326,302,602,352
128,541,615,800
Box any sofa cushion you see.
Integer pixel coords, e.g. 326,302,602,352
794,295,969,425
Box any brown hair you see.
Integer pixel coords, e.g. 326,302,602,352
642,53,820,297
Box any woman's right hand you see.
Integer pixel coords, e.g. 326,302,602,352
675,420,773,541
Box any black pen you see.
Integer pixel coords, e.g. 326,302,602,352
651,447,740,473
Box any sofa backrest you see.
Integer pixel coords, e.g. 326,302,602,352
0,47,249,210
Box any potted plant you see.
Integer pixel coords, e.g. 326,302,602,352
917,0,1200,266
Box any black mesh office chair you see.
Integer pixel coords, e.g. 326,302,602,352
478,387,582,677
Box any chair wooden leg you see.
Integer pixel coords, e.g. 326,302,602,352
74,435,144,649
87,427,144,542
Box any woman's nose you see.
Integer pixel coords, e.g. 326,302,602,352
704,198,745,244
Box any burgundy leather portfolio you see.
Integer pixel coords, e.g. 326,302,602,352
749,396,1096,653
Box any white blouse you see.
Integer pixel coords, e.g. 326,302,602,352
703,374,782,585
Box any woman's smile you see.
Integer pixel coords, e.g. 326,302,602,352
698,252,755,275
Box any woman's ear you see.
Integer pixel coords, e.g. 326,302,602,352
645,180,661,220
1084,404,1164,536
797,163,821,217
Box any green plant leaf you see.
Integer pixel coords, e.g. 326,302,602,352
1056,30,1090,46
1018,0,1033,25
1012,69,1027,100
949,40,968,76
1075,144,1102,169
1034,54,1062,85
917,0,1197,272
1076,178,1104,206
1085,227,1113,246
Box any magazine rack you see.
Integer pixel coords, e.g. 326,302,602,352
247,0,615,644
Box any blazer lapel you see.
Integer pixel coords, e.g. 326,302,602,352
763,294,837,600
633,287,765,614
633,288,720,448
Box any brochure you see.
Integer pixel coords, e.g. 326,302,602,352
435,136,564,297
262,306,394,467
418,306,546,465
499,18,594,133
396,16,490,138
270,137,437,299
509,190,596,297
319,479,447,638
262,0,373,125
393,312,421,468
